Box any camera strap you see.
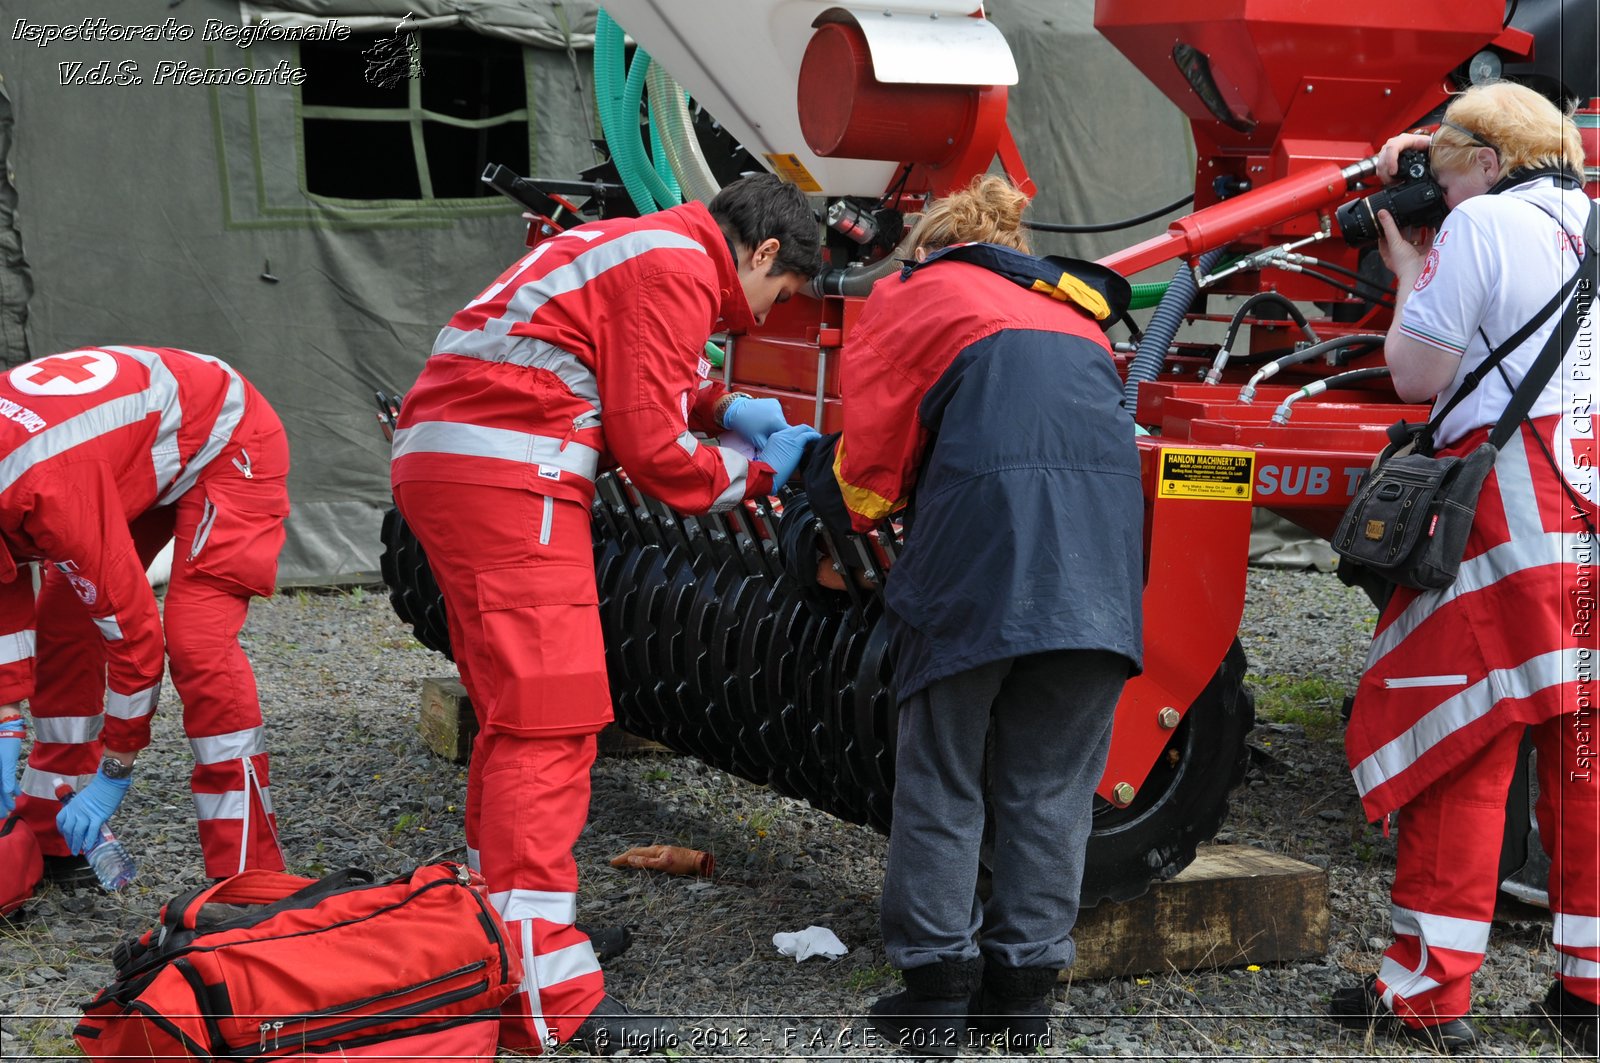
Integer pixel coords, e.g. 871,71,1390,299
1417,198,1596,453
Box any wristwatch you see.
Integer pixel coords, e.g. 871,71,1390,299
713,391,754,428
99,756,134,781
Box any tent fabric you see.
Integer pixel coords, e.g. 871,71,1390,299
2,0,1191,585
243,0,601,50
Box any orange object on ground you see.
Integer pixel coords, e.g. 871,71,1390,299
609,845,714,877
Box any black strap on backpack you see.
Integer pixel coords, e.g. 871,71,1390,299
1407,198,1597,455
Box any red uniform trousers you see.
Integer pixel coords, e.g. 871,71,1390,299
390,479,610,1053
1376,713,1600,1024
15,396,289,879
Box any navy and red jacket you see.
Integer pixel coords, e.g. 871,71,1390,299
802,244,1144,701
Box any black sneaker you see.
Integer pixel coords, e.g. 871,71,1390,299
42,854,99,892
570,993,678,1056
1537,980,1599,1056
576,923,634,964
1328,975,1477,1054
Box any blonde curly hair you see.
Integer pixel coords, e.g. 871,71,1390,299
1432,81,1584,177
908,175,1033,255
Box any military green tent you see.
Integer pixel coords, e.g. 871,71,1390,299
0,0,1193,584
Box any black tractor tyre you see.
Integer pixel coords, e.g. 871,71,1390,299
1078,639,1256,907
379,506,453,660
381,501,1256,907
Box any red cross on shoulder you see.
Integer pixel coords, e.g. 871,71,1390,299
26,354,100,385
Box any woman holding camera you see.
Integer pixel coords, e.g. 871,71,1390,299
1330,81,1598,1054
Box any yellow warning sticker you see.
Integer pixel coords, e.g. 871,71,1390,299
1158,448,1255,501
763,152,823,193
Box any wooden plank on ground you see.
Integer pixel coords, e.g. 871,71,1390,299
1069,844,1328,980
419,676,475,763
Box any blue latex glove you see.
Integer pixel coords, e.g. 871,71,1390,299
722,396,790,451
55,768,131,855
0,716,22,816
757,424,822,486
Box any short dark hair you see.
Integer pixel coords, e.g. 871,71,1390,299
708,172,822,279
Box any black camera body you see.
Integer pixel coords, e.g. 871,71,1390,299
1337,149,1448,246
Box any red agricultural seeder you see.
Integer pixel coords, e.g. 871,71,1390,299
382,0,1600,904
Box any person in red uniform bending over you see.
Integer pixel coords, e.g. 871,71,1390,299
390,172,822,1056
0,345,290,885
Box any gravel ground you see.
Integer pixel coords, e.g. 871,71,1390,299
0,569,1576,1060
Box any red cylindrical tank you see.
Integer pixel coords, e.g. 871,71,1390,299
798,20,979,164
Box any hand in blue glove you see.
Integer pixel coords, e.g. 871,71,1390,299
0,715,22,816
56,768,131,855
722,396,790,451
757,424,822,486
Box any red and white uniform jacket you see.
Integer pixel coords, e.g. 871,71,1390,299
1346,182,1599,818
391,202,775,511
0,345,253,752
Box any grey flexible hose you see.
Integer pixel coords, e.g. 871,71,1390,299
1123,248,1227,415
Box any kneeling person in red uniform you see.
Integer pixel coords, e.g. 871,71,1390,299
390,172,822,1055
0,345,291,883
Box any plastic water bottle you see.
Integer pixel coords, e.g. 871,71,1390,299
54,784,137,892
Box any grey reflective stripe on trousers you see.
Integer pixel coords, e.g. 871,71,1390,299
430,333,603,414
194,786,275,821
31,714,103,744
391,421,601,481
191,725,266,765
20,765,95,800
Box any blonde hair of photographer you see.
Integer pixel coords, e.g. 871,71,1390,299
908,175,1033,257
1430,80,1584,176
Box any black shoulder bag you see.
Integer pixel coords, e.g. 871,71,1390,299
1332,199,1597,592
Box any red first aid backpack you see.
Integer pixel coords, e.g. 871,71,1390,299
76,863,521,1063
0,810,44,916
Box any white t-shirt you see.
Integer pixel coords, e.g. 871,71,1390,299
1398,177,1596,501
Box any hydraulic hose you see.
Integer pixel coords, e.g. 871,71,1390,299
1238,334,1384,403
622,48,680,210
1204,293,1320,384
1122,248,1226,414
808,217,922,299
594,11,661,215
648,100,682,204
1270,366,1392,424
645,63,721,203
1128,281,1170,311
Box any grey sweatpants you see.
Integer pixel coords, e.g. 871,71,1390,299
880,649,1124,972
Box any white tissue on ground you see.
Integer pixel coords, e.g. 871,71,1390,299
772,925,848,962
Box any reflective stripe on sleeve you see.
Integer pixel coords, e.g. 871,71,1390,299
91,615,125,642
0,394,151,494
391,421,601,481
157,355,246,505
106,685,159,721
0,629,35,665
675,430,699,456
709,445,750,513
190,726,265,765
491,888,579,925
31,715,103,744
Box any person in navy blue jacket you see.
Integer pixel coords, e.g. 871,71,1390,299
799,176,1143,1056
